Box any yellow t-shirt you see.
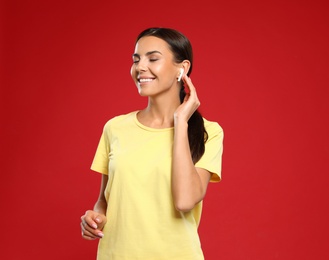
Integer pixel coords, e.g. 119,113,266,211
91,111,224,260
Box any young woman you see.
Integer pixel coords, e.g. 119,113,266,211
80,27,224,260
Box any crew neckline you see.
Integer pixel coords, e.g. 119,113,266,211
134,111,174,132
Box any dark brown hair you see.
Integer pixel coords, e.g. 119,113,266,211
136,27,208,163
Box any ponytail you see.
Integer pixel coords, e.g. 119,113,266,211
180,87,208,164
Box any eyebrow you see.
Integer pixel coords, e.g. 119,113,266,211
132,50,163,58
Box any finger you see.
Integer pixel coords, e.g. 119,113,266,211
81,220,96,235
81,214,98,229
82,234,96,241
82,230,102,240
95,221,106,231
81,216,103,236
81,221,104,238
81,222,104,239
182,75,191,94
183,75,198,97
183,80,200,109
81,222,97,240
94,215,105,225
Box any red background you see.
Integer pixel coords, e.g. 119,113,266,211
1,0,329,259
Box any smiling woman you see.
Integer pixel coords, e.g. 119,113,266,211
131,37,181,98
80,27,224,260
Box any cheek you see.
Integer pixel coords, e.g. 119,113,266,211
130,65,136,78
151,64,167,77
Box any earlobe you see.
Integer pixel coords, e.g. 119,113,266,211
177,68,184,82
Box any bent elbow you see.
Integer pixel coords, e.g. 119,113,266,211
174,200,197,213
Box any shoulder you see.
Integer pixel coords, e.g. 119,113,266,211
103,111,138,130
202,117,224,137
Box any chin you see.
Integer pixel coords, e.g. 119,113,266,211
138,87,154,97
138,89,148,97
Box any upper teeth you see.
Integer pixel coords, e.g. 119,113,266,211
139,78,153,82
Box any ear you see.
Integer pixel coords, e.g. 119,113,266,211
177,60,191,81
182,60,191,75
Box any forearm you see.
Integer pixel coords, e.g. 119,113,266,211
172,120,204,212
93,198,107,215
93,174,108,215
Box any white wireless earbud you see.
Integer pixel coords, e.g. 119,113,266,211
178,68,184,82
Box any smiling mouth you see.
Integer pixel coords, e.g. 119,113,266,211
138,78,154,83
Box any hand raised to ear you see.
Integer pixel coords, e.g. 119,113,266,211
174,75,200,124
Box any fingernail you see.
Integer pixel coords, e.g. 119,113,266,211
98,232,104,238
92,223,97,229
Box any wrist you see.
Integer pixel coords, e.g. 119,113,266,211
174,113,188,125
174,118,188,128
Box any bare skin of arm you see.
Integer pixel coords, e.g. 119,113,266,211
172,74,211,212
81,174,108,240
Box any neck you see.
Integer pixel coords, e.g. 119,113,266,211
138,92,181,129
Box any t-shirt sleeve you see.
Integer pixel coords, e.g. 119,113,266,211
195,121,224,182
90,122,111,175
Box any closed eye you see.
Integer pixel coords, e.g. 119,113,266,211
132,53,140,64
132,51,162,64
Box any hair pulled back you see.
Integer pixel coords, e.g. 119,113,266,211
136,27,208,163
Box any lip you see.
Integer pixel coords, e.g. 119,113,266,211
137,77,155,83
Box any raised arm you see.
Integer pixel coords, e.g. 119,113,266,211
172,75,211,212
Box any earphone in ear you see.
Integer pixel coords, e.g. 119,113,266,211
177,68,184,82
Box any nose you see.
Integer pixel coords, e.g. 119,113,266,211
135,59,147,72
